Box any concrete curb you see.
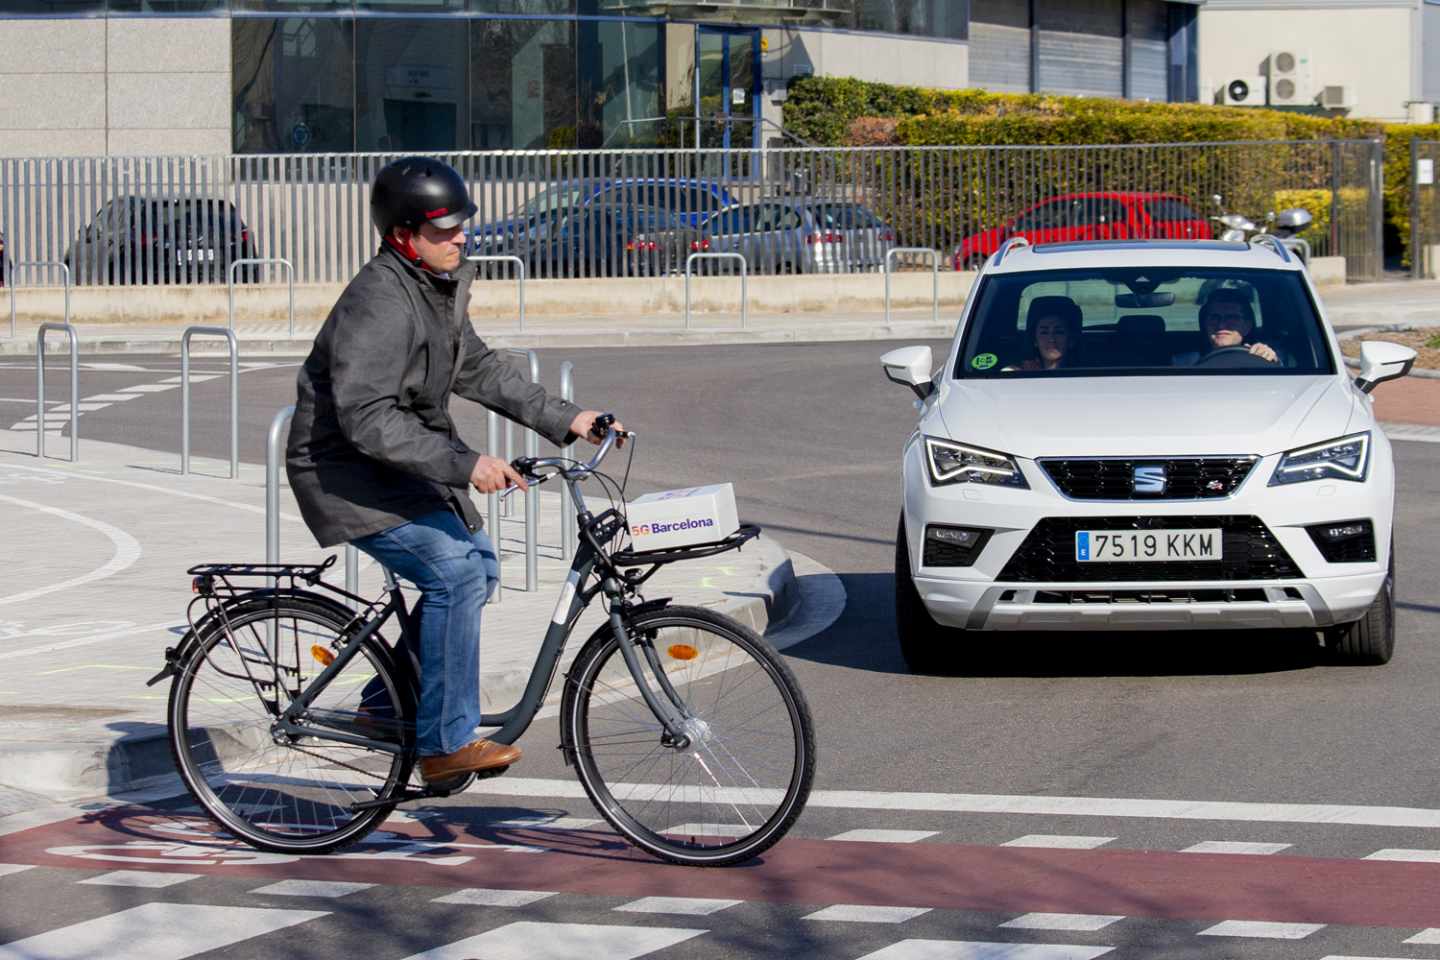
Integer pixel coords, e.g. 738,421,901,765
0,533,803,801
0,321,958,356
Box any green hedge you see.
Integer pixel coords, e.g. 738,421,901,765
781,76,1381,147
1382,123,1440,267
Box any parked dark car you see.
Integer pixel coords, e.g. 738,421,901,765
468,177,736,270
633,199,897,275
492,203,690,279
64,195,257,285
952,192,1212,269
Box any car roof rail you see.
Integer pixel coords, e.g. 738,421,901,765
1248,233,1292,263
992,235,1030,266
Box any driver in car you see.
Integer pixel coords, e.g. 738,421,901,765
1173,289,1280,365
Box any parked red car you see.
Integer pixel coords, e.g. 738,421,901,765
952,192,1213,270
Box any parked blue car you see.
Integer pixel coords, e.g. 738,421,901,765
467,178,735,278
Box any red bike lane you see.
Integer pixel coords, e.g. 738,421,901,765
5,804,1440,930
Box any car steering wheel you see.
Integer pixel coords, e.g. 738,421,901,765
1193,346,1277,369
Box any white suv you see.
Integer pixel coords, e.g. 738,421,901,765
883,238,1417,671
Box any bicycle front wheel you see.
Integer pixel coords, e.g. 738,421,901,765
563,604,815,866
167,595,413,854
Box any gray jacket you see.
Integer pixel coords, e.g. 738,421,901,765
286,245,580,547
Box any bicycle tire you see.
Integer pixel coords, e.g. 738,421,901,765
562,604,815,866
167,594,414,854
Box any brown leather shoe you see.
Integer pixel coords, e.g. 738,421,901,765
418,739,521,783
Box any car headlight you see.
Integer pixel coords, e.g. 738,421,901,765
1269,432,1371,486
924,437,1028,488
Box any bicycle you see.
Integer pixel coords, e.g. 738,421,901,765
149,417,815,867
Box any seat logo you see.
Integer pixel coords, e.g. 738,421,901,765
1133,464,1167,495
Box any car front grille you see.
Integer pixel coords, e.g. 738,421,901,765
1039,457,1257,500
997,516,1302,582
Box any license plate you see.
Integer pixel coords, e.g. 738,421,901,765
178,249,216,263
1075,529,1223,562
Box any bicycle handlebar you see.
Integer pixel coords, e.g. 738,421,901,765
504,414,630,496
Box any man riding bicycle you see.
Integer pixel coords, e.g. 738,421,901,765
286,156,622,785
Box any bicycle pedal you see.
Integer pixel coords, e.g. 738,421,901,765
420,771,477,796
470,764,510,782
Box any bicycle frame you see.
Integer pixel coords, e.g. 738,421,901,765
270,455,697,757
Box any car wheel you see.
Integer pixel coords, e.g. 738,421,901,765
1326,543,1395,665
895,514,958,674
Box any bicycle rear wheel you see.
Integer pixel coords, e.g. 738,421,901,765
562,604,815,866
167,595,413,854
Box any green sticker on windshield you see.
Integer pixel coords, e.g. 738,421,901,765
971,353,998,370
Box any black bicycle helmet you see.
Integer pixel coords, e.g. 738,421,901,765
370,157,477,236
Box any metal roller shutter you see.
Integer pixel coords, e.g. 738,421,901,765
1128,0,1170,101
1036,0,1124,98
970,0,1032,93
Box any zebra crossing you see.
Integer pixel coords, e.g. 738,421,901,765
3,862,1440,960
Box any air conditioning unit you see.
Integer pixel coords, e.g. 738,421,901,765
1220,77,1267,107
1320,84,1357,111
1268,50,1313,106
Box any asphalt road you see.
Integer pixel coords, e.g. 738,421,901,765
3,344,1440,959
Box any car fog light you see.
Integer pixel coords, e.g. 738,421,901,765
923,525,991,567
1305,519,1375,563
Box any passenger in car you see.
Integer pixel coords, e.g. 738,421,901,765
1004,296,1083,371
1173,288,1281,365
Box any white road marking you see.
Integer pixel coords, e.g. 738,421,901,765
82,393,142,402
615,897,740,916
0,864,35,877
78,870,199,888
829,829,938,843
431,888,556,907
44,402,110,412
251,879,374,898
1181,841,1291,855
489,816,602,831
855,941,1113,959
662,823,744,837
0,494,142,607
999,914,1123,932
1198,920,1324,939
803,905,931,923
1365,849,1440,863
0,903,327,960
1407,930,1440,944
117,384,179,393
474,777,1440,830
399,921,706,960
1001,836,1115,850
81,363,149,372
6,619,183,660
0,398,34,404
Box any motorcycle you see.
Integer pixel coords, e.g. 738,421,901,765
1210,194,1314,262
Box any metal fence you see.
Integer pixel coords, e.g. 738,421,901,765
1411,140,1440,279
0,139,1385,290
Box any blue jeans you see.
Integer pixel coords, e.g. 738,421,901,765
352,509,499,757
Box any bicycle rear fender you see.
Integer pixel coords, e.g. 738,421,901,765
145,589,366,688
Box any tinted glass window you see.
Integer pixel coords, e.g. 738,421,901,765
956,267,1334,377
0,1,104,12
356,19,466,150
233,18,355,152
1146,197,1202,222
469,18,576,149
109,0,225,11
813,204,884,229
707,207,752,234
1074,198,1130,226
854,0,968,39
577,19,662,147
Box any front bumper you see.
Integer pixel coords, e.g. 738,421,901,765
902,437,1394,632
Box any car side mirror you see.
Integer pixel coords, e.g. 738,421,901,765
881,345,935,401
1354,340,1417,393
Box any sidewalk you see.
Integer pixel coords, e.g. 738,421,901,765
0,427,809,804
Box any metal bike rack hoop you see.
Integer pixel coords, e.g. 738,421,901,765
504,347,540,592
466,255,527,332
883,247,940,327
10,260,72,340
487,408,504,605
228,258,295,337
180,325,239,479
265,405,296,568
684,252,748,330
559,360,577,561
35,321,79,462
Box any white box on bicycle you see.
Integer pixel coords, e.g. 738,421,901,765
625,483,739,552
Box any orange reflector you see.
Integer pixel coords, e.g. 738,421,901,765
667,643,699,661
311,645,335,666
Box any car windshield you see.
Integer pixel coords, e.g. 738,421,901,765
811,204,884,229
955,266,1335,378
